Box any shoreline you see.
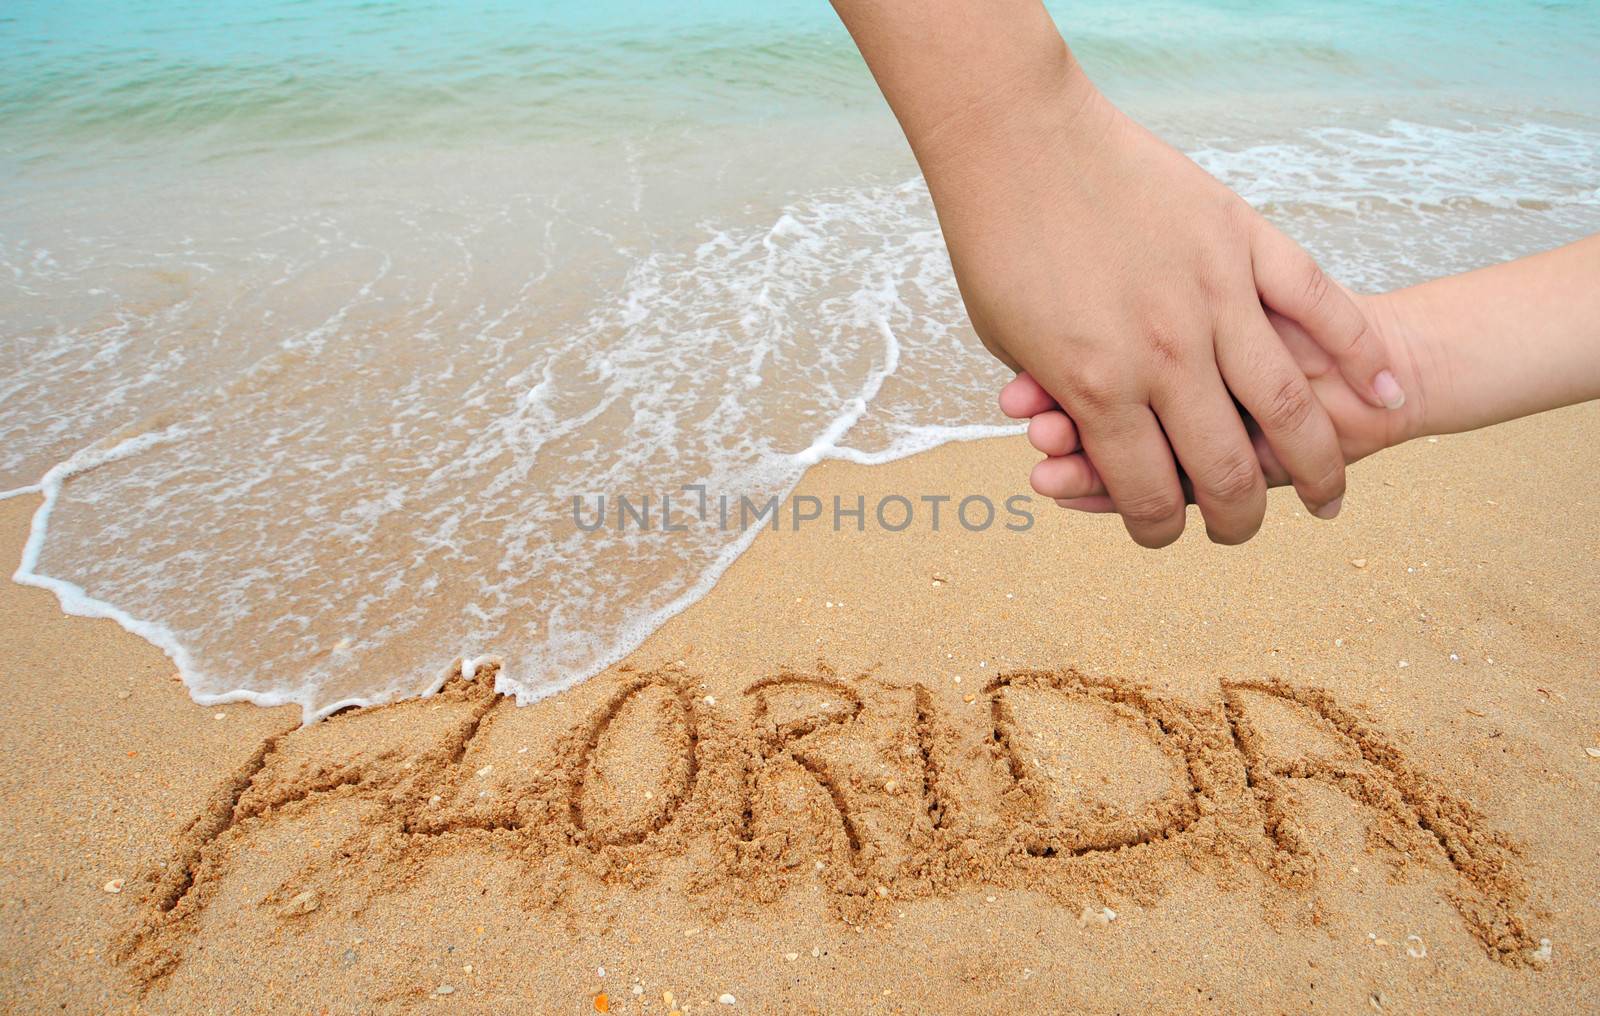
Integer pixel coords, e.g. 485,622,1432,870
3,418,1598,1013
1,415,1028,724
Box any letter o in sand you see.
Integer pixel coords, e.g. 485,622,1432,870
569,678,699,848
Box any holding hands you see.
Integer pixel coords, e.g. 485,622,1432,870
919,70,1405,545
832,0,1597,546
832,0,1405,547
1001,289,1428,513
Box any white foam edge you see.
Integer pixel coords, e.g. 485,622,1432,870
4,314,1026,725
1,427,310,713
496,315,1025,710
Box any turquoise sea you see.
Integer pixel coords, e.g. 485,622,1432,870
5,1,1600,155
3,1,1598,719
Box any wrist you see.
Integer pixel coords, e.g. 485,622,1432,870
1365,289,1444,444
906,35,1100,186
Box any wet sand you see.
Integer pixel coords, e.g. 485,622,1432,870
2,411,1598,1014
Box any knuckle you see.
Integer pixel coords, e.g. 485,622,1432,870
1339,314,1376,358
1257,373,1316,434
1141,320,1187,371
1299,260,1333,311
1194,264,1223,300
1200,450,1262,504
1065,363,1127,414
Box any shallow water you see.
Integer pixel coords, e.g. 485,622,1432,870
3,1,1597,719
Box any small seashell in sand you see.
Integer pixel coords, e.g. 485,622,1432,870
1350,558,1368,569
278,890,321,917
103,879,125,894
719,994,737,1005
1405,934,1426,958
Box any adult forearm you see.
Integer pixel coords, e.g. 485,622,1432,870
827,0,1086,169
1405,234,1600,436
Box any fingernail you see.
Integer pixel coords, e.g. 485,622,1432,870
1373,370,1405,410
1313,496,1343,520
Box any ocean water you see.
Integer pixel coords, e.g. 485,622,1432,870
3,1,1597,721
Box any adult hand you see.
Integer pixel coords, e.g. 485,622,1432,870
829,1,1406,545
917,67,1404,546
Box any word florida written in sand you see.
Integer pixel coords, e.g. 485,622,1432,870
117,665,1544,987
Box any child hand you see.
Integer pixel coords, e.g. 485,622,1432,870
1001,289,1430,515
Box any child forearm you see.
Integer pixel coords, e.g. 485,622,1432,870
1401,234,1600,437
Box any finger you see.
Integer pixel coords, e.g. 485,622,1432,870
1251,219,1404,410
1262,308,1326,373
1217,309,1345,517
1029,453,1101,500
1149,370,1267,545
1071,404,1189,548
999,372,1058,419
1046,459,1208,508
1245,417,1294,488
1056,495,1116,513
1027,411,1079,456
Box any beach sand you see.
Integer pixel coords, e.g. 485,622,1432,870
2,410,1598,1014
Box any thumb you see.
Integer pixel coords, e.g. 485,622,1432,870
1250,219,1405,411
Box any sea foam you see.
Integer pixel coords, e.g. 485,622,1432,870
3,110,1597,722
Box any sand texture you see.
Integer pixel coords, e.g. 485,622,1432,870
2,407,1598,1014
